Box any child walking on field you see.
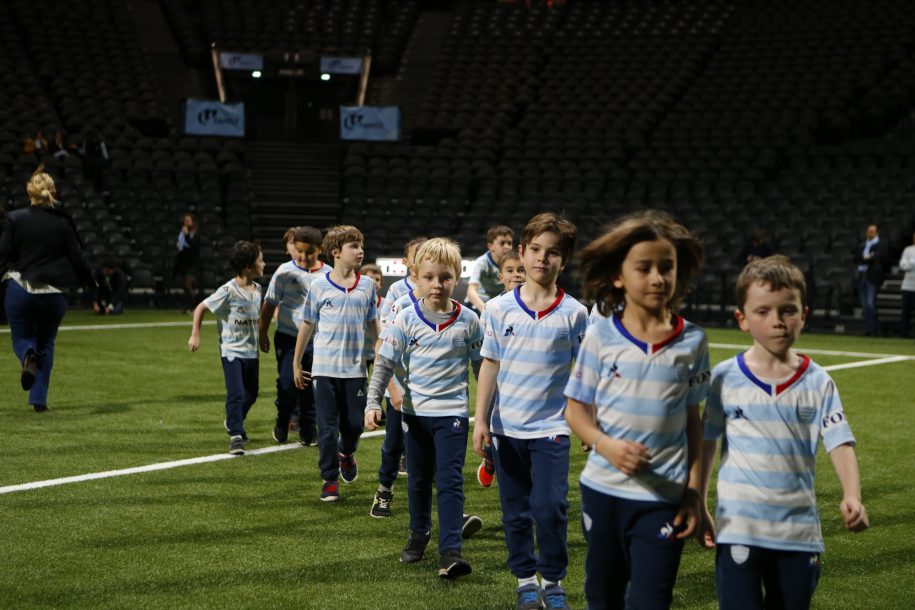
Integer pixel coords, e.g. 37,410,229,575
564,210,709,610
700,256,868,610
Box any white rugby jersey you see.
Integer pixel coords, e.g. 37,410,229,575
481,287,589,438
704,353,856,553
468,252,502,302
380,276,415,324
265,260,331,337
302,272,377,378
564,314,710,504
379,299,483,417
203,278,262,361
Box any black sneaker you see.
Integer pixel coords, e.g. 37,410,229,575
228,435,245,455
438,549,472,579
462,514,483,540
20,350,37,391
400,532,430,563
339,452,358,483
370,489,393,518
300,422,318,446
272,420,289,443
398,454,408,477
321,480,340,502
515,584,542,610
32,404,48,413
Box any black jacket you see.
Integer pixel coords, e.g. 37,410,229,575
854,238,885,285
0,206,94,289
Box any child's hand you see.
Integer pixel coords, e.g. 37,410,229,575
697,506,717,548
364,408,382,430
841,497,869,532
188,334,200,352
259,333,270,353
673,488,701,540
599,438,651,475
472,423,491,459
293,366,311,389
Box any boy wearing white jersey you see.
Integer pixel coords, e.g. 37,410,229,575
465,225,514,313
259,226,330,446
293,225,380,502
188,241,265,456
365,238,483,579
474,213,588,610
700,255,868,610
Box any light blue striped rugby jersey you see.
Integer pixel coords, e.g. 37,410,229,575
703,353,855,553
203,278,262,361
380,276,415,324
362,292,383,360
264,260,332,338
481,287,589,439
378,299,483,417
468,252,502,302
302,272,378,378
382,289,420,395
564,314,710,504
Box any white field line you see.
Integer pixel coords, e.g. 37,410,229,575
1,354,913,497
0,320,215,334
709,342,915,360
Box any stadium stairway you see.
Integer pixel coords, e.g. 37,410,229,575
247,141,342,270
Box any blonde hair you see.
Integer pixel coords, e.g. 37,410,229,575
27,166,58,207
323,225,364,256
413,237,462,279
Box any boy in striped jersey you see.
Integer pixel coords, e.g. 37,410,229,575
259,226,329,446
465,225,514,314
474,213,588,610
380,236,427,323
700,256,868,609
293,225,380,502
365,238,484,579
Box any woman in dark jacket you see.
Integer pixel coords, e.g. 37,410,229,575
174,213,200,314
0,166,94,412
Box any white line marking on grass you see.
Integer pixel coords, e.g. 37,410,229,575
709,342,915,360
0,321,215,334
4,351,914,497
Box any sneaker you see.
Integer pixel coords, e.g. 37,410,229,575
540,584,570,610
477,458,495,487
515,584,542,610
20,350,38,391
321,480,340,502
370,489,393,518
228,435,245,455
398,454,408,477
400,532,430,563
272,420,289,443
32,404,48,413
437,550,472,579
223,420,248,442
339,452,358,483
462,514,483,540
300,422,318,446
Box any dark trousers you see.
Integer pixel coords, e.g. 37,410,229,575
221,357,259,436
273,331,315,428
900,290,914,337
858,276,879,335
378,399,405,488
4,280,68,407
403,413,468,553
716,544,821,610
580,484,685,610
492,434,570,582
313,376,366,481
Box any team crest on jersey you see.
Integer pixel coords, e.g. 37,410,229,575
796,404,817,423
730,545,750,565
504,325,515,337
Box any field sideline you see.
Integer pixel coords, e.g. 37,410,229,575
2,310,913,609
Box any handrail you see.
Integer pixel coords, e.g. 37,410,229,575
356,53,372,107
210,43,227,103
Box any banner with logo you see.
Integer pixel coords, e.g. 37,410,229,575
184,99,245,137
220,52,264,71
339,106,400,142
320,56,364,75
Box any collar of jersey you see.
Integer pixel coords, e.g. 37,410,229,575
486,251,498,268
737,352,811,397
612,314,684,355
404,276,413,291
408,289,419,304
325,271,361,293
414,299,461,331
310,261,325,273
513,286,565,320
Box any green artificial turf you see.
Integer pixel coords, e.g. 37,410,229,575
1,310,913,609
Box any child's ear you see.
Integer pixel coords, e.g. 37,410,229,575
517,243,524,256
801,305,810,324
734,308,749,331
611,274,624,290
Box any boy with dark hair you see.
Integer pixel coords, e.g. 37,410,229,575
293,225,380,501
188,241,265,455
259,226,329,445
474,213,588,609
466,225,514,313
700,255,868,609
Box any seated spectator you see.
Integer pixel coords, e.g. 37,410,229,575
737,227,775,267
93,260,128,315
22,130,48,155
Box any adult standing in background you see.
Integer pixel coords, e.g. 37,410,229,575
855,224,884,337
0,166,94,412
898,231,915,338
175,213,200,314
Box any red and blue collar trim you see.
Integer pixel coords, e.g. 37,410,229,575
514,286,565,320
612,314,685,355
326,272,361,293
310,261,325,273
414,299,462,332
737,352,811,397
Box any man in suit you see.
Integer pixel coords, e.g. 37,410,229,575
855,224,884,336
